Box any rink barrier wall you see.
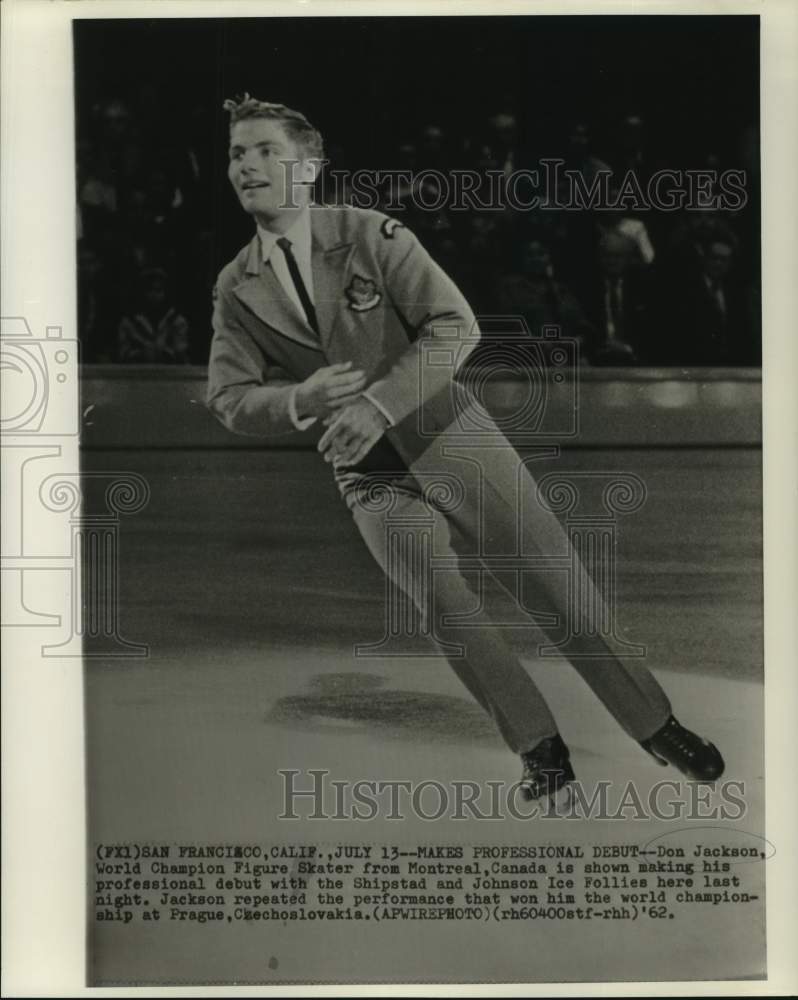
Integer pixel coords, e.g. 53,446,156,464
79,366,762,448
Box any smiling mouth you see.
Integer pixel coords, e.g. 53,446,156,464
241,181,270,191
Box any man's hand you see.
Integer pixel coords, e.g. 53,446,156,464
295,362,367,420
318,397,389,467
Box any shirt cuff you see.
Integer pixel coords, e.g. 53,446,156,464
288,385,317,430
362,390,395,427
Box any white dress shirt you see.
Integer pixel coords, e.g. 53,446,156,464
703,274,727,318
616,217,656,266
257,210,315,320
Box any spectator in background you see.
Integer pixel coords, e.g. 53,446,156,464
495,238,593,351
92,98,145,202
116,166,190,277
117,267,191,363
461,131,522,275
612,113,650,184
99,98,133,145
144,165,188,232
179,103,217,215
597,188,656,267
563,121,612,188
553,121,614,291
74,81,760,371
665,209,738,279
77,138,118,220
580,231,654,365
662,231,759,365
486,109,520,176
518,202,572,274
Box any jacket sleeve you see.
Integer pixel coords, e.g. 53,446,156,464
205,280,299,437
365,221,481,426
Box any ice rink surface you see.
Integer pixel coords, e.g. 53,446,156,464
84,446,764,985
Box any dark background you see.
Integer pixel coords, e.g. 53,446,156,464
73,15,760,365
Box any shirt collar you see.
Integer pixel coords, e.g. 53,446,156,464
258,209,312,264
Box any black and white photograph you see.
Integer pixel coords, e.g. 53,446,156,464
2,1,797,994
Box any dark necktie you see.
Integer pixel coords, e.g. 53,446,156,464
276,236,319,335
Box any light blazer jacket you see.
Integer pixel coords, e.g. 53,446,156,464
205,205,482,463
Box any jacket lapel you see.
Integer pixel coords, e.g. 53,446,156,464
231,236,324,353
311,210,355,356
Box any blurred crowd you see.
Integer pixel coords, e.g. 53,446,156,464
77,97,760,367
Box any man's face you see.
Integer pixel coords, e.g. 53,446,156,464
704,241,733,281
228,118,313,223
144,280,167,310
522,241,551,277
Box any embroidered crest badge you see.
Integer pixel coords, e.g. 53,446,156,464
345,274,382,312
380,216,405,239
